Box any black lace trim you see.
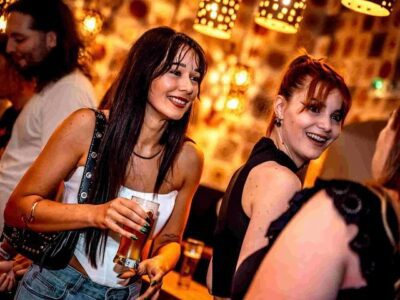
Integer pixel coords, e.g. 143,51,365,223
325,180,398,297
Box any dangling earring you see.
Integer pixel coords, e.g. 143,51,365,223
274,117,283,127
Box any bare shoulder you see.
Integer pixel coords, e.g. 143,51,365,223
178,141,204,169
175,141,204,181
249,160,301,191
287,189,349,247
57,108,96,135
47,108,99,150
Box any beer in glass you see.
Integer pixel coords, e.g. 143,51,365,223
178,238,204,288
113,197,159,269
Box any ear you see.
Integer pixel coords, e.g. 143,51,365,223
274,95,287,119
45,31,57,50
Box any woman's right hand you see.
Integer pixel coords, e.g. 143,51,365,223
96,197,151,239
0,260,15,292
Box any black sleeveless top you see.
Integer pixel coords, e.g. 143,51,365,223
212,137,298,297
232,179,400,299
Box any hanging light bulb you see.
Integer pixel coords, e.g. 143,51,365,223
224,90,244,114
341,0,394,17
231,64,252,91
0,14,6,33
80,9,103,41
193,0,240,40
254,0,307,34
0,0,14,33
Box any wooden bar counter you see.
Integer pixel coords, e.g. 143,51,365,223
143,270,212,300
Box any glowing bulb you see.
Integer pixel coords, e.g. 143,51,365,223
226,97,240,110
282,0,291,5
83,16,97,33
0,15,6,33
211,3,219,10
234,70,249,86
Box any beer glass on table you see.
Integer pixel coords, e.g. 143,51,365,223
178,238,204,289
113,197,159,269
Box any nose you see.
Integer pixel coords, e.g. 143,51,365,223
317,114,332,133
6,38,15,54
179,75,194,95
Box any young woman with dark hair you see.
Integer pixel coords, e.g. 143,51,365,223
4,26,207,299
208,54,352,299
245,107,400,299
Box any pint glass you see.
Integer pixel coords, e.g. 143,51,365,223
113,197,159,269
178,238,204,289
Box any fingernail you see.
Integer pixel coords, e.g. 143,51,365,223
145,216,152,223
131,234,138,240
144,222,151,230
150,280,158,286
140,226,149,234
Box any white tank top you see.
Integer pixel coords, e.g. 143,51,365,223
63,166,178,287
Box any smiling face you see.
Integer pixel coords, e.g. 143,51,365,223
276,78,344,167
147,47,201,121
5,12,54,70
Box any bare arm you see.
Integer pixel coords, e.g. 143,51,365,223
152,142,204,269
137,142,204,300
246,191,350,300
4,109,148,240
237,162,301,269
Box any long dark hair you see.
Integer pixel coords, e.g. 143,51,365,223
266,54,352,135
380,107,400,191
6,0,87,91
85,26,207,266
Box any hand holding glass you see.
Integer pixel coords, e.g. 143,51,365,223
114,197,159,269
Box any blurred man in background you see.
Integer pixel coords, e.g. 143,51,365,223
0,34,35,158
0,0,96,233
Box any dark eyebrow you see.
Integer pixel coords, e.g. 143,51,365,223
172,62,201,73
172,62,185,68
10,33,26,38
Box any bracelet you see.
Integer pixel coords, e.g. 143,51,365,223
21,199,43,228
0,246,10,260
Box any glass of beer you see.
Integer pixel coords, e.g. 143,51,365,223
113,196,159,269
178,238,204,289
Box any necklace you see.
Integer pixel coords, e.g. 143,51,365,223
133,148,162,160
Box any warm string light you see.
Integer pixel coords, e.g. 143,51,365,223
224,63,253,115
341,0,394,16
255,0,307,34
79,9,103,41
0,0,14,33
0,14,6,33
193,0,240,40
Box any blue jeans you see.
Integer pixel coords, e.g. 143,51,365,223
15,264,141,300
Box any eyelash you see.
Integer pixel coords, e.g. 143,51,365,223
305,104,343,123
169,69,200,82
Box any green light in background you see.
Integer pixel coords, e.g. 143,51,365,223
372,78,384,90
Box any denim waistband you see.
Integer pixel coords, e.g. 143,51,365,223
18,264,141,300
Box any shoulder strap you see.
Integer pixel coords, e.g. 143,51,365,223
77,110,106,204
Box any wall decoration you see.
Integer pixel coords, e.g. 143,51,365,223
379,61,392,78
368,32,387,57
